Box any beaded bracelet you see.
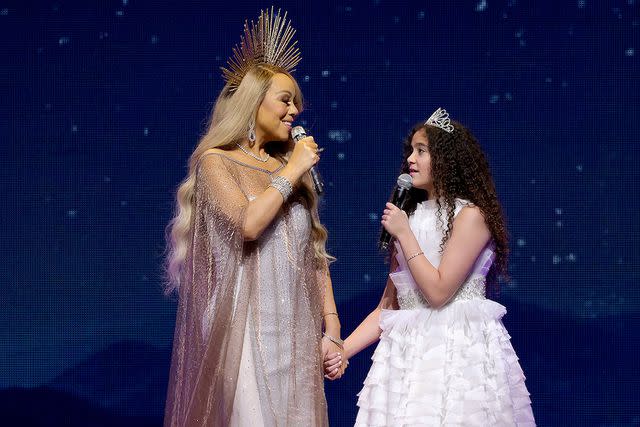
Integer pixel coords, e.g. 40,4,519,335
270,175,293,200
406,251,424,262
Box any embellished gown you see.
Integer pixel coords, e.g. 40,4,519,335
164,153,329,427
355,199,535,426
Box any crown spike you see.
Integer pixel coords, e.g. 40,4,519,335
221,8,301,91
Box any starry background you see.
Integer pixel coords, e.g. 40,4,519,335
1,0,639,426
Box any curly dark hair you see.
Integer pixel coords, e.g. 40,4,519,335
384,120,509,290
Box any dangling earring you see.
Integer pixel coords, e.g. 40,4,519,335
248,119,256,143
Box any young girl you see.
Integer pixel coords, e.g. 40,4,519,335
325,109,535,426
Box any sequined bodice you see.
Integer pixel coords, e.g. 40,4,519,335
393,273,486,309
391,199,495,310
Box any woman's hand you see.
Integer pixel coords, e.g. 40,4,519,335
381,202,411,239
322,338,346,380
284,136,320,182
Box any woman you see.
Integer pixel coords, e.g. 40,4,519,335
325,108,535,426
164,9,342,426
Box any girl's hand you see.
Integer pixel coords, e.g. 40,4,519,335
381,202,411,238
322,337,346,380
323,350,347,380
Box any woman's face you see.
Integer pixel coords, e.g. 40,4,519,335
255,73,299,143
407,128,433,192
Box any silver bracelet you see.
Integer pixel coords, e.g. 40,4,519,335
322,332,344,350
270,175,293,200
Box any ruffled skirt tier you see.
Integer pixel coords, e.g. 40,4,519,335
355,300,535,426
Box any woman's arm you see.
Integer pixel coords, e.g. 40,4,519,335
321,272,345,378
324,256,399,379
322,273,341,338
241,171,299,241
385,203,491,308
204,137,319,241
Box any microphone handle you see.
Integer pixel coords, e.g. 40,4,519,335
309,166,324,195
291,127,324,195
379,186,410,250
379,232,392,250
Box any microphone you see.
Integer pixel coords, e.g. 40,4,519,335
379,173,413,250
291,126,324,195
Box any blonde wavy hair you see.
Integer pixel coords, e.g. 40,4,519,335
164,64,333,294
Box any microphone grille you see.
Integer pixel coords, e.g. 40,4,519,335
291,126,307,142
397,173,413,189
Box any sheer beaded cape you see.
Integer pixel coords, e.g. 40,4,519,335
164,152,329,426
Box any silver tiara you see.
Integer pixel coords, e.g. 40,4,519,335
424,107,454,133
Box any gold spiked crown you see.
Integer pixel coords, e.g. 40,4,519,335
221,7,302,91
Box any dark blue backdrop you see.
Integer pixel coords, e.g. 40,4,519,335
2,1,639,426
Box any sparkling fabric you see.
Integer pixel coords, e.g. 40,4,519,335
355,199,535,426
164,153,329,427
396,276,486,309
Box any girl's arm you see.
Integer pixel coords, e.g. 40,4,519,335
343,269,398,360
384,202,491,309
324,256,398,379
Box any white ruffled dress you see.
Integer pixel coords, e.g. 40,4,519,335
355,199,535,426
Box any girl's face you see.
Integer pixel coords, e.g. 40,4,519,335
255,73,299,143
406,128,434,192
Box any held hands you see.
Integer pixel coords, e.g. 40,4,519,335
322,337,348,380
381,202,411,239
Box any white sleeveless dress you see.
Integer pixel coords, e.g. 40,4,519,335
355,199,535,426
